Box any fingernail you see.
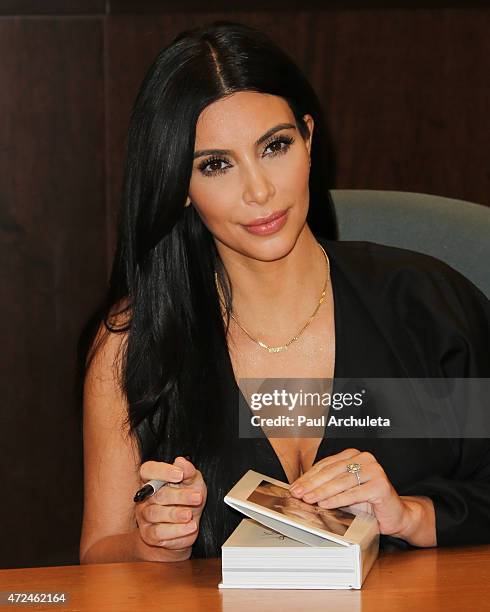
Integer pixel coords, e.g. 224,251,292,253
184,520,197,532
190,493,201,503
290,486,303,496
171,468,184,480
179,510,191,521
303,492,316,502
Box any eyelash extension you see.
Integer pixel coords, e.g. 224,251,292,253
197,135,295,177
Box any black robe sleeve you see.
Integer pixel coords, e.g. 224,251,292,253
324,239,490,549
396,257,490,547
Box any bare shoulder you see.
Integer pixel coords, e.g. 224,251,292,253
86,296,132,379
80,296,140,562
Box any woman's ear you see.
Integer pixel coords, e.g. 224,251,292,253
302,114,315,159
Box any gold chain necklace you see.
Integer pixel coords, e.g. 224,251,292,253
214,243,330,353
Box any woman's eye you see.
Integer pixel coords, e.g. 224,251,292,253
197,135,294,177
198,157,230,177
264,135,294,156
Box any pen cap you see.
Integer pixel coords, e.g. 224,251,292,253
147,479,167,491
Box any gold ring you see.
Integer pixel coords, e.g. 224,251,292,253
346,462,362,486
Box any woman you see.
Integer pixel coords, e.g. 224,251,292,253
78,21,490,563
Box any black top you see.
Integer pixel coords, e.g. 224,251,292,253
185,237,490,558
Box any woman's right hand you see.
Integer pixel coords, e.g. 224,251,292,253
134,456,207,561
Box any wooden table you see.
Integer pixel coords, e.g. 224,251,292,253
1,545,490,611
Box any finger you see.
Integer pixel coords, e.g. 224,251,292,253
169,466,206,492
302,469,370,503
290,462,342,497
152,486,203,507
173,456,196,482
290,448,360,489
290,454,362,497
150,519,198,544
317,483,371,510
142,503,193,525
342,501,374,515
139,460,184,484
310,448,361,472
157,533,198,550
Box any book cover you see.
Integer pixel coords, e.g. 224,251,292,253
219,470,380,589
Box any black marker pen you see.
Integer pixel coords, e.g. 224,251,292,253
133,455,192,503
134,479,167,503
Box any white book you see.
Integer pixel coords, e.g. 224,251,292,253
218,470,379,590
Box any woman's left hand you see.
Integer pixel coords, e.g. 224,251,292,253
289,448,436,547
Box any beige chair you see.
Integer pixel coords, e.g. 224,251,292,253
330,190,489,297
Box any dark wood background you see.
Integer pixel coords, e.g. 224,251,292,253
1,0,488,568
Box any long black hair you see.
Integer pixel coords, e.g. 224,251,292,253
77,20,337,557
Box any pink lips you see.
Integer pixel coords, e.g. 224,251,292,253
242,209,289,236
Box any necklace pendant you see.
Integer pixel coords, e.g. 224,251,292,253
258,339,287,353
268,345,287,353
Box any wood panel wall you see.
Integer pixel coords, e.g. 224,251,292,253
1,1,488,568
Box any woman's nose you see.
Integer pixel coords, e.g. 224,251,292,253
242,164,275,205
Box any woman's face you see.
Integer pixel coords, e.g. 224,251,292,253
187,91,314,262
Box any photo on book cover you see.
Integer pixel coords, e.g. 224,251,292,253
247,480,355,536
224,470,378,546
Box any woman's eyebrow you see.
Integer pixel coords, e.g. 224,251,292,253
193,122,296,160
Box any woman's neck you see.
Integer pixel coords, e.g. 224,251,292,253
215,225,328,335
